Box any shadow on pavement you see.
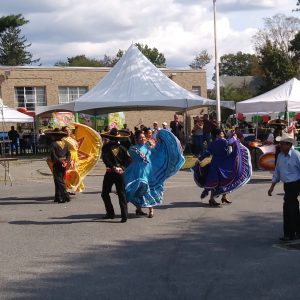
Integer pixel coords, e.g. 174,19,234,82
248,178,272,184
4,212,300,300
0,196,53,205
157,201,211,209
9,213,149,226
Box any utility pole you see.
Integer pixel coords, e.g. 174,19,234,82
213,0,221,124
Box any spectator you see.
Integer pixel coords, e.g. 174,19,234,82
122,123,130,132
152,122,160,140
8,126,19,155
18,126,26,154
162,122,170,131
170,114,183,141
192,118,204,155
202,114,214,145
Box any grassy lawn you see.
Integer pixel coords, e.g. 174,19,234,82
181,154,197,170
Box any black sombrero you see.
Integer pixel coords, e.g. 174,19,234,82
44,129,68,140
100,128,131,141
268,119,288,127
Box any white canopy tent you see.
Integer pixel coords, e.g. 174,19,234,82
0,99,34,123
36,44,234,116
236,78,300,114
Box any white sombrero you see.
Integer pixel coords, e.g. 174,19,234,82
275,132,297,146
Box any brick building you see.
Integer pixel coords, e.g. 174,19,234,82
0,66,208,131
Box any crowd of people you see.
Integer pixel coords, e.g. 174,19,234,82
1,125,45,155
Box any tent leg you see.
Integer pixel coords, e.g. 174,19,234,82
183,109,190,153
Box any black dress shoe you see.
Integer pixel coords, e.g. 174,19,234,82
209,199,220,206
102,214,115,220
279,235,295,242
201,189,209,199
136,209,148,216
120,218,127,223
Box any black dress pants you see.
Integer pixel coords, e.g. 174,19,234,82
101,171,128,219
53,162,70,203
283,180,300,237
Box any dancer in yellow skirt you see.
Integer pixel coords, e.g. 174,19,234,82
62,126,84,193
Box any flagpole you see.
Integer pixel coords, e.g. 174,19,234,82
213,0,221,124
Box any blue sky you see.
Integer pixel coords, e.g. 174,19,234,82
0,0,298,87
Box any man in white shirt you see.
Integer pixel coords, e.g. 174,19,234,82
162,122,170,131
268,132,300,242
152,122,160,140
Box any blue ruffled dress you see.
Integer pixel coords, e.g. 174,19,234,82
125,129,185,207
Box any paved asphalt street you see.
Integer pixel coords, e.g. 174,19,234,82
0,158,300,300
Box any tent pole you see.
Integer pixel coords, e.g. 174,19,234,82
255,112,258,139
1,99,5,157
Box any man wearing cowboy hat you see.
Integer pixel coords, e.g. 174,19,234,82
268,132,300,242
100,128,131,223
46,128,71,203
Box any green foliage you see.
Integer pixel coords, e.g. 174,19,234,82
251,14,300,92
55,44,166,68
222,85,253,102
55,55,104,67
289,31,300,65
219,52,258,76
135,43,166,67
0,14,28,33
0,15,39,66
258,41,297,92
189,50,212,69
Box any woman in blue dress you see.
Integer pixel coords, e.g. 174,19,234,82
125,129,185,218
192,127,252,206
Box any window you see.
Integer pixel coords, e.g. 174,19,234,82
15,87,46,111
192,86,201,96
58,87,88,104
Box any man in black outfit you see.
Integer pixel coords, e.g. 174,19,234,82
101,128,131,223
170,114,183,141
48,129,71,203
8,126,19,155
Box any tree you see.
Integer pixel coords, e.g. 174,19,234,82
219,52,258,76
289,31,300,67
55,44,166,68
55,50,124,67
55,55,104,67
0,14,39,65
252,14,300,91
189,50,212,69
258,40,297,92
252,14,300,54
108,45,166,67
135,43,166,67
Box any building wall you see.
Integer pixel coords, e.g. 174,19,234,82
0,66,208,131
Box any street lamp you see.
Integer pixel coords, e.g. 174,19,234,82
213,0,221,124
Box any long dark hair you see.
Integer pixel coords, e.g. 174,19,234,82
212,127,224,139
134,129,144,143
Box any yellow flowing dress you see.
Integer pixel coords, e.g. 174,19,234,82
63,136,85,192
